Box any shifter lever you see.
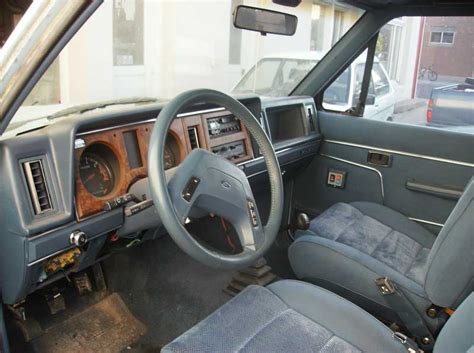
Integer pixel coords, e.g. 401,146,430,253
295,213,310,230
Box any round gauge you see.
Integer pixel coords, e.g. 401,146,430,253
164,146,176,170
79,150,116,197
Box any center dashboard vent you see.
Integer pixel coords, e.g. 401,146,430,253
23,159,53,214
187,126,200,149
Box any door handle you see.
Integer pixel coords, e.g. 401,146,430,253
367,151,392,167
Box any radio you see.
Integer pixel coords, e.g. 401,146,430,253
212,140,246,161
207,114,241,138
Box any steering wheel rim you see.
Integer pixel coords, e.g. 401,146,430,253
148,89,283,270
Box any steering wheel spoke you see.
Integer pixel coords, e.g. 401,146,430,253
233,201,265,252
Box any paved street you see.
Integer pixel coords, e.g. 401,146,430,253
416,77,462,99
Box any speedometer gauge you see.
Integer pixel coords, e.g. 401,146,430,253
164,146,176,170
79,153,115,197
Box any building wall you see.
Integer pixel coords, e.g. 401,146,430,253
19,0,416,110
57,0,363,104
420,17,474,79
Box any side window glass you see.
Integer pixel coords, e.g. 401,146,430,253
322,52,371,112
322,16,473,133
322,67,351,111
372,63,390,96
354,62,374,99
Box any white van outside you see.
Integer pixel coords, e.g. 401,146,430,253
233,51,396,121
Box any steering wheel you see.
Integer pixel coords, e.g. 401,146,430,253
148,89,283,270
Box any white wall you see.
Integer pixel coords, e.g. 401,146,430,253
48,0,416,107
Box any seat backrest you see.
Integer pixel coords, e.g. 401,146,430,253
433,292,473,353
425,177,474,308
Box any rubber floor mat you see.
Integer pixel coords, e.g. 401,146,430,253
31,293,146,353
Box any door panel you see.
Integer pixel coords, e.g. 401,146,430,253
294,112,473,231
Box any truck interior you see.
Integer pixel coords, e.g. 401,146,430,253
0,0,473,352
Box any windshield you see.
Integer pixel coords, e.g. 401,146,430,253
232,58,319,96
8,0,363,131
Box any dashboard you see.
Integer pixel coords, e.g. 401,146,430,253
74,109,253,219
0,95,321,305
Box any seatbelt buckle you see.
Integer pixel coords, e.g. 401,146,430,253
393,332,424,353
376,277,396,295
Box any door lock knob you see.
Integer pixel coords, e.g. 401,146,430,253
70,231,88,247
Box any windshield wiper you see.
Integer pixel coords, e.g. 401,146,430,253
46,97,161,120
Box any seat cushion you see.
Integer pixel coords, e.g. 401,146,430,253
162,280,407,353
302,202,436,286
289,202,441,329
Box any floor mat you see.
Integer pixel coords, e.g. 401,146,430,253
31,293,146,353
103,235,234,351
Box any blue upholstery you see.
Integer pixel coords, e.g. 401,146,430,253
162,280,407,353
305,202,434,285
162,280,473,353
425,177,474,308
289,178,474,333
433,292,474,353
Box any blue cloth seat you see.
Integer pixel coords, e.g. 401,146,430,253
289,178,474,334
162,280,474,353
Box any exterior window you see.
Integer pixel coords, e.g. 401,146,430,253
430,31,455,45
372,63,390,96
310,4,324,51
332,10,344,45
322,16,473,135
229,0,243,64
113,0,144,66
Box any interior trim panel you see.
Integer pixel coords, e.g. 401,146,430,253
408,217,444,228
320,153,385,201
324,139,474,168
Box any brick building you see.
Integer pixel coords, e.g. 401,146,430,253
420,17,474,79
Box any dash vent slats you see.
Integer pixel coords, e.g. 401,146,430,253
23,160,52,214
187,126,200,149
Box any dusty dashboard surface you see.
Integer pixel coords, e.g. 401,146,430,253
74,109,254,219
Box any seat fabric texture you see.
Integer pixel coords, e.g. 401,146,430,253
433,292,474,353
289,202,437,319
302,201,435,285
289,177,474,332
162,280,407,353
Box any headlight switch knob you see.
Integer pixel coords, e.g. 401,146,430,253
70,231,88,247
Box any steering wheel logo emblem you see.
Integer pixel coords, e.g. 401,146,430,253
221,180,232,189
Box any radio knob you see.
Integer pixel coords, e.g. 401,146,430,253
70,231,88,247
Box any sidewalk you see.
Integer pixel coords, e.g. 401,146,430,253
394,98,427,114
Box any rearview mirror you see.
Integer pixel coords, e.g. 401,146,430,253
233,5,298,36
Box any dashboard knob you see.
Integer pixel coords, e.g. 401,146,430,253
70,231,88,247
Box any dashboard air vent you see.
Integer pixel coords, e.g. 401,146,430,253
187,126,200,149
23,160,52,214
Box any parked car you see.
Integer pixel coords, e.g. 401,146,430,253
232,51,396,121
427,77,474,127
